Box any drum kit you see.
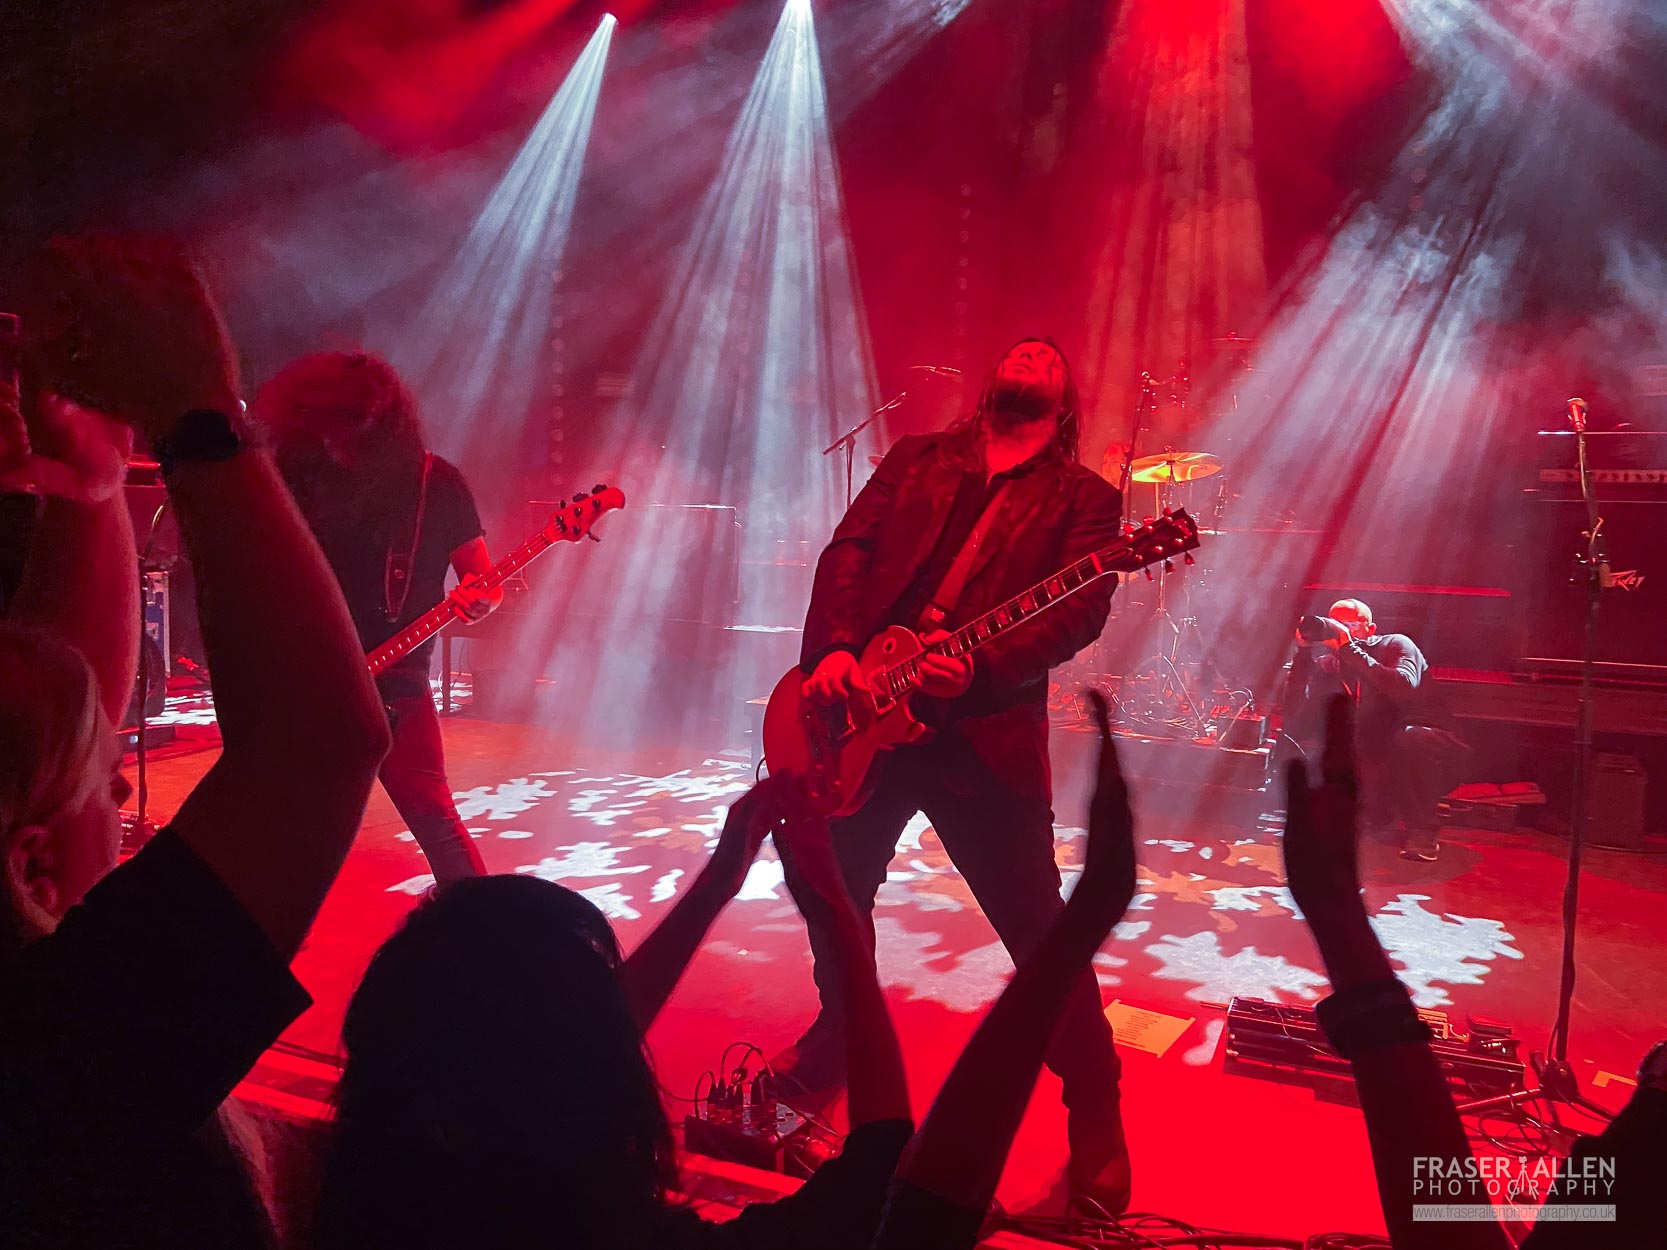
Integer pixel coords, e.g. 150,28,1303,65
1067,335,1264,743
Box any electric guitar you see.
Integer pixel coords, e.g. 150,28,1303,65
763,509,1202,816
366,485,626,676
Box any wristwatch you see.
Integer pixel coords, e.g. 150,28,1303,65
153,408,244,477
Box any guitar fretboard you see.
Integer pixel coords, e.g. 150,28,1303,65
875,515,1195,699
367,529,556,675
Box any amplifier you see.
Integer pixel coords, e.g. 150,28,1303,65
1517,498,1667,670
525,500,739,628
1534,431,1667,500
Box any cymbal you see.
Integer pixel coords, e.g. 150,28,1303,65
1210,334,1256,350
1129,451,1223,483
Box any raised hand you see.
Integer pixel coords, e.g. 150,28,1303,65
1283,694,1365,927
22,233,240,437
0,394,133,503
770,774,851,925
619,775,796,1030
703,777,790,899
1283,695,1394,993
1074,689,1137,922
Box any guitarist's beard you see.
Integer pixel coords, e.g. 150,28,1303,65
988,376,1061,425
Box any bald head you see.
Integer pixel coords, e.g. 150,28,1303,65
1328,599,1377,640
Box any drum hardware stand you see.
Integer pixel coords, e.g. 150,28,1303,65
1455,397,1614,1134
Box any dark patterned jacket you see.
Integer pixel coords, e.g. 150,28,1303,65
800,427,1121,798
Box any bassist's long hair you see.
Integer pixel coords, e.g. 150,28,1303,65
254,351,427,531
956,336,1084,464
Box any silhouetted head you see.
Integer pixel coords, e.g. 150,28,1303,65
316,875,676,1250
0,626,126,952
965,337,1082,462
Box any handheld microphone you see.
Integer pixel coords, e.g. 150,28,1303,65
1567,397,1588,432
1296,615,1343,645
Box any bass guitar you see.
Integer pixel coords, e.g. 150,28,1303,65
763,509,1201,815
366,485,626,676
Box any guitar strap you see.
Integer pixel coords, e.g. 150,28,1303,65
384,451,433,623
917,480,1011,632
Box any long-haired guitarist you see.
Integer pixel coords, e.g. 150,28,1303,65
256,352,500,883
780,337,1133,1211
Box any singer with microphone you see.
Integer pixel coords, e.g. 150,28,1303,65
1287,599,1465,861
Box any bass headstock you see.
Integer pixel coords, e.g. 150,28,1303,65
545,484,627,543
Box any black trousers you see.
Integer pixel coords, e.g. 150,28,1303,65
381,691,486,883
803,732,1122,1112
1363,724,1465,832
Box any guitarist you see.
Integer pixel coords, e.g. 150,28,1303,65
780,338,1133,1211
256,352,501,883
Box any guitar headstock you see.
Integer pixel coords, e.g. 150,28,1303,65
544,484,627,543
1106,508,1201,574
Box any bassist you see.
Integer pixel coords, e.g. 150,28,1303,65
256,352,500,883
780,338,1133,1212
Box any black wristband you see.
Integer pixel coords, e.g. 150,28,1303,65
1315,977,1432,1059
153,408,244,477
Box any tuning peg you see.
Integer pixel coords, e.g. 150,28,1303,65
1143,515,1154,525
558,497,568,507
591,483,606,494
1184,552,1195,566
1162,506,1172,516
1163,559,1174,573
1143,567,1154,581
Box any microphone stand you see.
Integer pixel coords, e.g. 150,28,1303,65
1456,397,1614,1132
1117,374,1155,515
823,366,961,509
824,391,906,510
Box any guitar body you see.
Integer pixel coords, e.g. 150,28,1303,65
763,510,1201,819
763,625,932,817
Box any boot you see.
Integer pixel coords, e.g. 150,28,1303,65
1066,1095,1132,1215
769,1012,847,1106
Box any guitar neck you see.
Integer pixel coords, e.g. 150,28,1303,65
871,517,1193,700
933,549,1114,662
366,528,554,676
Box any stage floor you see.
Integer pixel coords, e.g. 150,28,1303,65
132,693,1667,1240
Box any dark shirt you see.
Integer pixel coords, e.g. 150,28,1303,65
0,831,312,1249
1291,632,1429,758
292,454,483,698
649,1118,912,1249
890,446,1051,631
